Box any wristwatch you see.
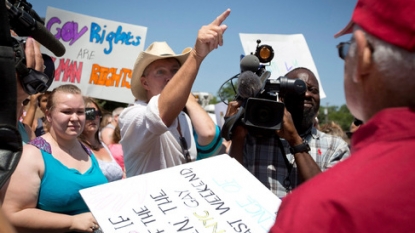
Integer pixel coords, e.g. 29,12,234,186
289,139,310,154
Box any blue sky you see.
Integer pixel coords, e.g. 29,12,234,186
30,0,356,107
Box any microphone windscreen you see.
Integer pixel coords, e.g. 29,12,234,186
31,21,66,57
240,55,260,73
237,71,262,99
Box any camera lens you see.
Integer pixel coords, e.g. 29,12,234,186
244,98,284,129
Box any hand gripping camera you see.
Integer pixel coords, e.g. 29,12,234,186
221,40,307,139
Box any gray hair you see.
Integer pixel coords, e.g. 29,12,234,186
349,25,415,92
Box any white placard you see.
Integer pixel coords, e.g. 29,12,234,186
239,33,326,98
80,154,281,233
41,7,147,103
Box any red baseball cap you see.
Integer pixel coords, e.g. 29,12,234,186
335,0,415,52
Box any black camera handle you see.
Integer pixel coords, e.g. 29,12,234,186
0,0,23,189
220,106,245,141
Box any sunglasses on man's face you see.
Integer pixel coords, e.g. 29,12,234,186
85,108,102,120
336,41,352,60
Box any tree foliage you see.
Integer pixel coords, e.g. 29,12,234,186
95,99,129,114
216,75,238,104
317,104,354,131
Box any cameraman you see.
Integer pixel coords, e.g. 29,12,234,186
226,67,350,198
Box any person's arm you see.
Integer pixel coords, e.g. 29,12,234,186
22,94,40,133
158,9,231,127
0,208,16,233
277,108,321,181
228,125,247,164
185,94,216,145
224,101,247,164
16,37,44,122
23,122,35,141
0,145,98,232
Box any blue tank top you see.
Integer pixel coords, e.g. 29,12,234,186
29,137,108,215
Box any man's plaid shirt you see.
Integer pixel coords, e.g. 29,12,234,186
244,127,351,198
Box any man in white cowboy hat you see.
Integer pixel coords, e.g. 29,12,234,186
268,0,415,232
119,9,230,177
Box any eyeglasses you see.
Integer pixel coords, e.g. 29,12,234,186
336,41,352,60
85,108,102,120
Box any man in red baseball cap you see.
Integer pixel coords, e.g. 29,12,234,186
269,0,415,232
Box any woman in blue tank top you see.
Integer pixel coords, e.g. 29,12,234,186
1,84,107,232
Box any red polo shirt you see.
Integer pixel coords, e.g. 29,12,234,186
269,107,415,233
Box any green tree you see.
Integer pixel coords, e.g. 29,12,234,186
318,104,354,131
95,99,128,114
209,96,219,105
216,76,238,104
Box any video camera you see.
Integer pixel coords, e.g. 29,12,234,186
220,40,307,139
0,0,66,190
6,0,64,95
11,35,55,94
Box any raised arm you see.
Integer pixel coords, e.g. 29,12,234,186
22,94,41,140
15,38,44,122
158,9,231,127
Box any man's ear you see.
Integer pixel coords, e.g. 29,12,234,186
354,30,373,82
140,76,149,91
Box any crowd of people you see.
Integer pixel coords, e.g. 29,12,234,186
1,0,415,231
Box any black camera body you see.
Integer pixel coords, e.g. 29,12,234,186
12,36,55,95
221,40,306,139
242,75,307,137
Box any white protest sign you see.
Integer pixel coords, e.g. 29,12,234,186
41,7,147,103
80,154,281,233
239,33,326,98
214,102,228,129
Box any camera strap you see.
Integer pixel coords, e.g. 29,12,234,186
177,119,191,163
277,137,293,193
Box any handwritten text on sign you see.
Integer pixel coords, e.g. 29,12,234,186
41,7,147,103
80,155,281,233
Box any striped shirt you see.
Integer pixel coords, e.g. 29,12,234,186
244,126,351,198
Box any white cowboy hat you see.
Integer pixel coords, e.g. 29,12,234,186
130,41,192,101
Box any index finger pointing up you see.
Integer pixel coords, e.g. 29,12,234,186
211,8,231,26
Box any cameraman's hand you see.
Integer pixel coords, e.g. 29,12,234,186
25,37,44,72
224,100,242,118
276,108,302,146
